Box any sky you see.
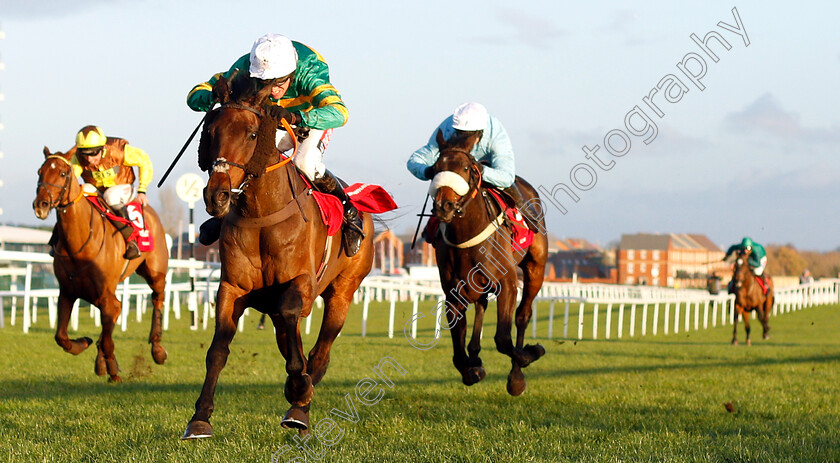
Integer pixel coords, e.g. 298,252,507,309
1,0,839,251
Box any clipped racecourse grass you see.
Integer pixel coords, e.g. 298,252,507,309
0,298,838,462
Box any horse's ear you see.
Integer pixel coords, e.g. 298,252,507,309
43,146,51,158
211,77,231,105
436,129,446,148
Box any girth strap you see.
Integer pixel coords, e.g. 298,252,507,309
440,212,505,249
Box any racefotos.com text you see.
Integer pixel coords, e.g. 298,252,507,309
538,6,750,215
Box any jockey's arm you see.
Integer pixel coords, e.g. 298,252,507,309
123,145,153,204
186,55,250,112
479,117,515,189
291,58,348,130
407,124,445,181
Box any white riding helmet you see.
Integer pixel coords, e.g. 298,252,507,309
249,33,298,80
451,102,488,131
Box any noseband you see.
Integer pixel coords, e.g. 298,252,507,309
433,148,482,217
208,103,267,195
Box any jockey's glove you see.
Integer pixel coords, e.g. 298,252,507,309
266,105,301,126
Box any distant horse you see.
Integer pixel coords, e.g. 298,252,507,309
33,148,169,382
182,74,375,439
429,129,548,396
731,249,773,345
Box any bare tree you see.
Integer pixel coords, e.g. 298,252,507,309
155,186,185,237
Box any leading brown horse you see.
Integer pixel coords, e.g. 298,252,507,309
429,129,548,396
181,74,375,439
731,249,773,345
33,148,169,382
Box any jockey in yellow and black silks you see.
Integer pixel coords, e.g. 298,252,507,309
70,125,153,259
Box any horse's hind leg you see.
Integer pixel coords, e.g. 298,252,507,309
53,292,92,355
761,294,773,340
183,284,247,439
136,263,167,364
307,277,356,386
514,252,547,366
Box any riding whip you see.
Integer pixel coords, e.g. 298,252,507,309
157,109,213,188
410,194,431,250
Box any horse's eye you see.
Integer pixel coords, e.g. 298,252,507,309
60,171,67,177
250,132,258,140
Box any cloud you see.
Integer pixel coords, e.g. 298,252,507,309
473,8,564,50
723,93,840,144
1,0,124,20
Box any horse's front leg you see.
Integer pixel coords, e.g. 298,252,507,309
139,266,167,364
443,296,474,386
95,294,123,382
464,297,487,385
280,275,315,432
731,305,741,345
182,283,247,439
53,291,92,355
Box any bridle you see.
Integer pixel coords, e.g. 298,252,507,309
38,155,84,213
432,148,482,217
208,103,296,197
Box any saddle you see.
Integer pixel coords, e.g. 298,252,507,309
86,196,154,252
423,186,534,251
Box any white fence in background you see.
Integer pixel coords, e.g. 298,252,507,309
1,250,838,341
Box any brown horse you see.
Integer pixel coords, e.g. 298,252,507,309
731,249,773,345
429,129,547,396
33,148,169,382
182,74,375,439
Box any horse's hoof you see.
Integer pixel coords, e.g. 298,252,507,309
108,375,122,383
763,333,770,340
731,339,738,346
95,355,107,376
182,420,213,440
746,339,752,346
524,344,546,363
506,367,526,396
152,344,168,365
462,366,486,386
69,337,94,355
282,406,310,430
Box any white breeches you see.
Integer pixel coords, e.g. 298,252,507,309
753,256,768,276
276,128,333,181
84,183,136,210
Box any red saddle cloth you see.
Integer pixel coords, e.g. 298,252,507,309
86,197,154,252
755,275,768,294
423,188,535,250
311,183,397,236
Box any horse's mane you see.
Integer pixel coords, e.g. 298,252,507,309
198,71,281,175
443,130,479,153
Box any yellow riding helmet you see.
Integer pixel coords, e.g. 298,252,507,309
75,125,107,149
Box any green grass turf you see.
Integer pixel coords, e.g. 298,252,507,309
0,298,837,462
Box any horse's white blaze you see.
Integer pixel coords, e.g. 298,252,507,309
213,158,230,173
429,171,469,196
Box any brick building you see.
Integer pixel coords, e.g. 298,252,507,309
617,233,728,287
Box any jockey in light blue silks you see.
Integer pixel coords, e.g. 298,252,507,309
407,102,531,212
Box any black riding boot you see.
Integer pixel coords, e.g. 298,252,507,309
113,208,141,260
198,217,223,246
502,184,539,230
312,171,365,257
